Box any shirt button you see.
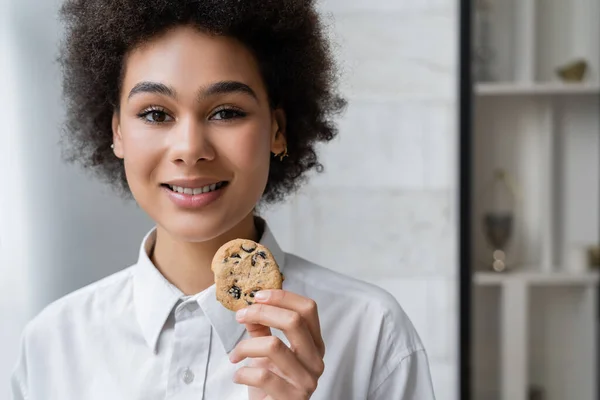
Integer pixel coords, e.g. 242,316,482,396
182,368,195,385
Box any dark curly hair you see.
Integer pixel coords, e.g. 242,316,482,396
58,0,346,204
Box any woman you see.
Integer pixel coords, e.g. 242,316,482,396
11,0,436,399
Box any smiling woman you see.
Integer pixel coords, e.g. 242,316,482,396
108,27,286,244
10,1,436,399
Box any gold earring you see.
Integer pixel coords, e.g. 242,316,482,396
277,146,288,161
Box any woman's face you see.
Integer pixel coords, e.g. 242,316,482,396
112,26,286,242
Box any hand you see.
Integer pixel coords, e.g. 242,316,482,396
228,290,326,400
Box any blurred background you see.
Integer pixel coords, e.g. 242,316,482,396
470,0,599,399
0,0,598,400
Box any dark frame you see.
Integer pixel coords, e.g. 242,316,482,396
459,0,473,399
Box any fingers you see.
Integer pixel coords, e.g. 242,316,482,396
242,323,272,371
234,366,314,400
236,303,324,377
233,292,326,399
253,290,325,358
230,336,315,390
245,322,271,339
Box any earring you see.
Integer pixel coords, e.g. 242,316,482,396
277,146,288,161
110,144,115,149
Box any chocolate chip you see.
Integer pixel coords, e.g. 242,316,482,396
251,251,267,266
241,243,256,253
245,300,253,305
228,285,241,299
231,253,241,259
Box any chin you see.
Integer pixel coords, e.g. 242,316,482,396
158,207,254,243
159,215,227,243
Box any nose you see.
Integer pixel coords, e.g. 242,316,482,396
169,117,215,166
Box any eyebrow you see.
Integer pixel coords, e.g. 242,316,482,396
127,80,258,102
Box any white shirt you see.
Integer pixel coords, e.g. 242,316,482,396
10,221,436,399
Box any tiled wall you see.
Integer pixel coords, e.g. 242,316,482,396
263,0,459,398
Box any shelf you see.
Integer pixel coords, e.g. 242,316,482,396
471,1,599,399
475,82,600,96
474,270,600,286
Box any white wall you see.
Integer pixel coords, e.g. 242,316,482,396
263,0,459,398
0,8,35,398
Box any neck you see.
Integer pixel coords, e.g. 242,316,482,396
151,213,260,295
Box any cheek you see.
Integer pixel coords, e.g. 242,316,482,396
220,123,272,176
121,122,163,183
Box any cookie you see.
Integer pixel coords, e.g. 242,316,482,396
211,238,283,312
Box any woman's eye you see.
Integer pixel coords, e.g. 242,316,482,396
138,109,173,124
211,108,246,121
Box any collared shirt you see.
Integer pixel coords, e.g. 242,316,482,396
10,221,436,399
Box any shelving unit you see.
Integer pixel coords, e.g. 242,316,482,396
476,82,600,96
471,0,599,399
474,270,600,286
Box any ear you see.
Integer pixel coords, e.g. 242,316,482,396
270,108,287,155
111,110,124,159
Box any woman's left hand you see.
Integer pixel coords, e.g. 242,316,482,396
229,290,326,400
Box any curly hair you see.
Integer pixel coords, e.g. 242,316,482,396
58,0,346,204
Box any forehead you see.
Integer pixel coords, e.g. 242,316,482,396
121,26,266,99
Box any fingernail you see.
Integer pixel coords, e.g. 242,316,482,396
254,291,270,301
236,308,247,320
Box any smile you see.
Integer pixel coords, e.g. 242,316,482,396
162,181,228,195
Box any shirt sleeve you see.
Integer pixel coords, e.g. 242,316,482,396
367,349,436,400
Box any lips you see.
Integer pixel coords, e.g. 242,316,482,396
163,181,228,195
161,180,229,209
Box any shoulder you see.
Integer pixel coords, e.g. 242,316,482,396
22,266,134,343
13,267,135,390
283,253,424,354
284,253,399,306
283,253,430,394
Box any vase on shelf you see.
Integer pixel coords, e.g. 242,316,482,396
479,169,521,272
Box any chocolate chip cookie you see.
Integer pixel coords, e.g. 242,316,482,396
211,238,283,312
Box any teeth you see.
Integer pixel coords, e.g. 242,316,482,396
169,182,223,195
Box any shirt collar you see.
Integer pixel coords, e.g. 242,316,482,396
132,218,286,354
